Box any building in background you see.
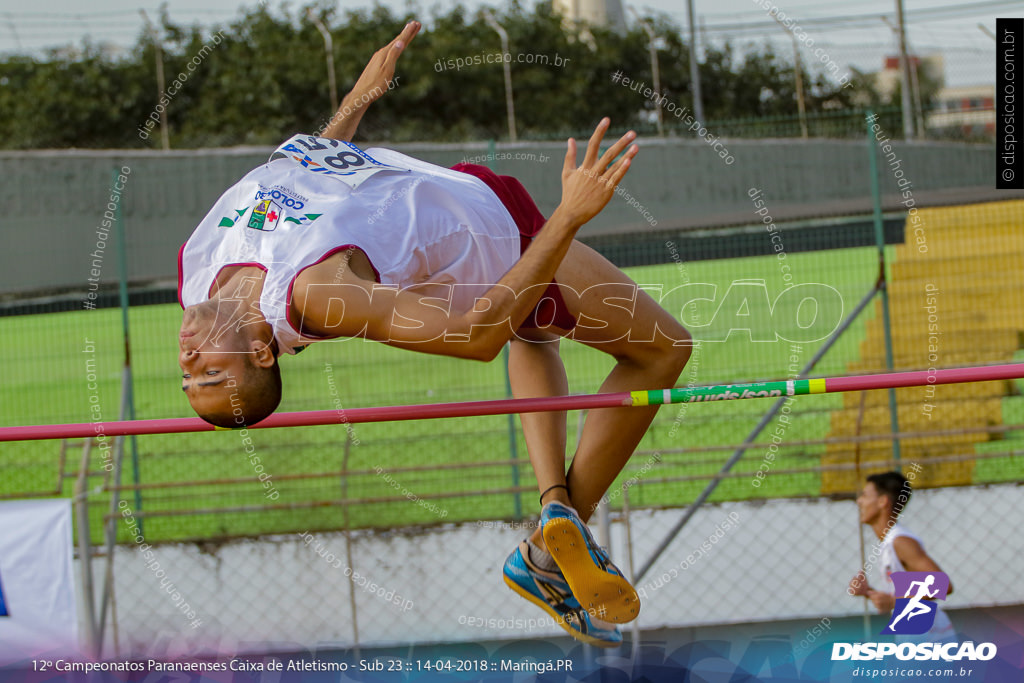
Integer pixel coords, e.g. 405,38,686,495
552,0,626,32
874,54,946,100
928,84,995,138
867,54,994,139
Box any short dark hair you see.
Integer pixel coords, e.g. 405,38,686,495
196,357,282,428
867,471,912,517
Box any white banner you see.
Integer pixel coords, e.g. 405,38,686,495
0,499,79,664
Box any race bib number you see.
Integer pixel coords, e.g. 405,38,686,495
269,135,410,189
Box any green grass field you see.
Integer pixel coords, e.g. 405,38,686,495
4,244,1018,544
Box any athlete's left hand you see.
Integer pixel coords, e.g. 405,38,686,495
346,21,420,107
867,589,895,613
556,118,638,228
848,571,870,597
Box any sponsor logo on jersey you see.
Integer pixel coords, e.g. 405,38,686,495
217,207,249,228
256,186,307,210
247,200,281,231
283,213,323,225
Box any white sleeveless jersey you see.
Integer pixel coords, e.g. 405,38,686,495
879,523,955,641
179,137,521,354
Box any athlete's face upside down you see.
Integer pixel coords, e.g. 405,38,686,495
179,299,281,427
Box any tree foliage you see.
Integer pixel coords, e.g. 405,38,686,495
0,1,881,149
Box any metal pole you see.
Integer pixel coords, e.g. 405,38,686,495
576,410,599,667
4,14,22,51
340,432,360,657
621,484,641,653
634,282,882,581
503,345,523,519
685,0,704,124
893,0,915,138
492,133,523,519
483,10,517,142
790,37,806,139
308,9,338,113
792,35,808,138
772,15,808,138
139,11,169,151
629,7,664,137
866,110,902,463
113,168,144,530
883,17,925,139
580,412,610,551
72,170,140,665
908,51,925,138
595,495,610,559
97,168,137,656
96,385,128,658
74,440,99,658
853,391,872,641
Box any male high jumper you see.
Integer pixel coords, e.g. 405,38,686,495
178,22,691,647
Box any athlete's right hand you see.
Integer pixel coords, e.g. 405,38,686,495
554,118,638,228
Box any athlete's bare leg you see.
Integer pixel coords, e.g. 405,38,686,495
515,240,691,549
508,329,573,508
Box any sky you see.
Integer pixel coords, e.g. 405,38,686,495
0,0,1014,88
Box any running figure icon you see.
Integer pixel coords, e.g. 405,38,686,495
887,574,940,631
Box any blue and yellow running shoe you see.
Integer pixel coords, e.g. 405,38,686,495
541,501,640,623
502,540,622,648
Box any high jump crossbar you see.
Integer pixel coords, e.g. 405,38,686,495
2,363,1021,442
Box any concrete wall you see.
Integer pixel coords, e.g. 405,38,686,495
0,139,995,295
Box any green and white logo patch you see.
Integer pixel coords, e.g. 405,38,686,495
217,207,249,228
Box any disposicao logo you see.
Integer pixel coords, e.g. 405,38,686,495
831,641,996,662
831,572,997,662
883,571,948,635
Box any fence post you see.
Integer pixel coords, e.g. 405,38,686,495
502,345,523,520
74,439,99,658
113,167,145,525
865,111,902,463
340,432,361,656
490,139,524,521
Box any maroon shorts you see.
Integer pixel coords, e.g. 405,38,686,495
450,163,577,331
